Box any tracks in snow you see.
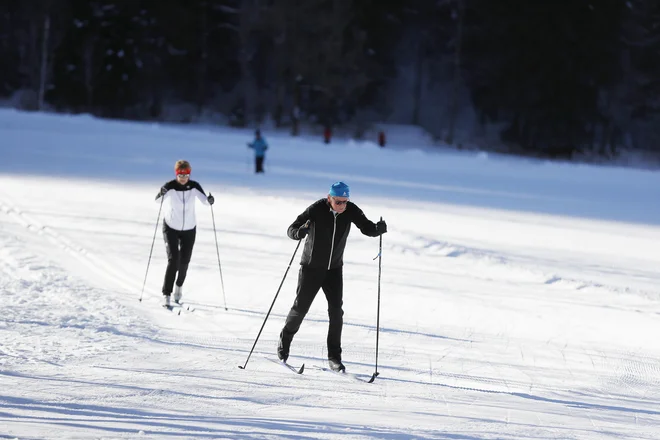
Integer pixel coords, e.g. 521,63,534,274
390,233,657,301
0,195,142,296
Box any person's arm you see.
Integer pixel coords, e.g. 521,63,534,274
287,204,315,240
350,204,385,237
191,182,211,206
155,181,172,202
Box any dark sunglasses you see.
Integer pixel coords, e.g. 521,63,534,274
332,198,349,206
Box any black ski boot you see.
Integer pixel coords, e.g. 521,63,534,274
277,330,291,362
328,358,345,372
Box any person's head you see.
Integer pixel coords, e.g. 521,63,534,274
327,181,350,213
255,129,261,138
174,160,191,183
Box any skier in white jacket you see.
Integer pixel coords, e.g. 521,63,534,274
155,160,214,307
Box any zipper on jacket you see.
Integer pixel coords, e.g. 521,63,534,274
182,191,186,230
328,213,338,270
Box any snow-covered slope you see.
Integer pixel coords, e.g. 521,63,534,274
1,109,660,439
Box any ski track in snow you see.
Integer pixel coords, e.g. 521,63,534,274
389,233,658,301
0,237,147,369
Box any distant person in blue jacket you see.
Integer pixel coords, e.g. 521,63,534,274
247,129,268,173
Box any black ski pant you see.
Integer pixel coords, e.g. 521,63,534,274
162,222,196,295
255,156,264,173
281,266,344,361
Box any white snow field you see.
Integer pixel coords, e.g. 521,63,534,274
1,108,660,439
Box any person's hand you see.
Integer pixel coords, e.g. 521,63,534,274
297,221,310,239
207,194,215,205
376,220,387,235
156,186,168,199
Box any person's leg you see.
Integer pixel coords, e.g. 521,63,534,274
174,228,196,287
162,223,180,296
322,267,344,362
279,267,324,360
256,156,264,173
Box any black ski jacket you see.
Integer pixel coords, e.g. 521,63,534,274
288,198,380,269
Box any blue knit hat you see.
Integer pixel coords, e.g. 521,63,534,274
329,181,350,198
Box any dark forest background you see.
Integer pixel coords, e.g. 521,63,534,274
1,0,659,159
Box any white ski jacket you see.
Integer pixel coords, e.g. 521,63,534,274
156,179,210,231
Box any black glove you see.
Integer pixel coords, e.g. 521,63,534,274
207,194,215,205
376,220,387,235
297,222,310,240
156,186,167,199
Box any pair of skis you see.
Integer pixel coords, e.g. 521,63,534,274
266,357,377,382
163,301,195,315
312,364,376,383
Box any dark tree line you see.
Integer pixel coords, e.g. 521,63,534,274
1,0,659,157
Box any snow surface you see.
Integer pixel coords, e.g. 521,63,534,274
1,108,660,439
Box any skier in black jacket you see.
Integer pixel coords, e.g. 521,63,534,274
278,181,387,371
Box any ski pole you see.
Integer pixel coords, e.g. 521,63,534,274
209,193,228,310
239,221,309,370
368,216,383,383
139,195,165,302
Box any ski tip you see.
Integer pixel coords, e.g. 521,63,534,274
367,371,379,383
298,364,305,374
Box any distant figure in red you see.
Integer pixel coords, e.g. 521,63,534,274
323,126,332,144
378,131,386,147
